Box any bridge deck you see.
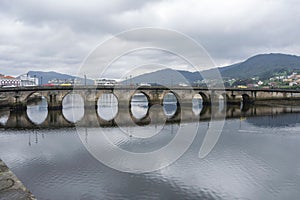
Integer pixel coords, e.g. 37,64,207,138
1,85,300,93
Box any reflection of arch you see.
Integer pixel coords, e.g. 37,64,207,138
163,91,180,118
167,103,181,119
130,92,150,122
241,103,251,112
0,109,10,126
24,110,42,126
130,112,151,126
129,102,150,121
26,100,48,125
62,107,85,124
128,102,151,126
242,94,252,104
218,93,228,113
199,105,210,117
62,93,85,123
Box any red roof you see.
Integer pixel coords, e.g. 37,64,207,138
3,76,16,79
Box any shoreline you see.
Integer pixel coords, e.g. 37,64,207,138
0,159,36,200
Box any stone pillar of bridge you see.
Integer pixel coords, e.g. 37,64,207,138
47,92,63,110
146,90,164,106
210,90,221,105
5,110,33,128
199,105,211,121
178,104,199,123
147,104,167,124
8,91,27,110
170,90,194,107
77,108,110,127
114,89,133,108
114,106,139,127
44,109,73,128
226,91,243,105
83,90,98,109
113,89,138,127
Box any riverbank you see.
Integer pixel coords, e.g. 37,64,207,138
0,159,35,200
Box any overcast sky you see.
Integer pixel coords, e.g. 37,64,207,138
1,0,300,77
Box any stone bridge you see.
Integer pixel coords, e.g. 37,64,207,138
1,86,300,110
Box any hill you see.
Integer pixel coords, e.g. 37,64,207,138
128,53,300,85
24,53,300,86
219,53,300,80
126,68,202,86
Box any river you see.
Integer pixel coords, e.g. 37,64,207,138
0,95,300,199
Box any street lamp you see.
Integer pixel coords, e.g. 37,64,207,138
34,75,37,86
130,75,132,86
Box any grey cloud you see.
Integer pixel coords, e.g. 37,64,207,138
0,0,299,77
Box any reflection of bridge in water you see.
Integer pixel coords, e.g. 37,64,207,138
1,105,300,129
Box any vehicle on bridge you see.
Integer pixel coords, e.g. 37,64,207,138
138,83,151,87
42,83,55,87
60,83,72,86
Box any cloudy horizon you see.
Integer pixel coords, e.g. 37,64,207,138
1,0,300,77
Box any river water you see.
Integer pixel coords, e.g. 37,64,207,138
0,96,300,200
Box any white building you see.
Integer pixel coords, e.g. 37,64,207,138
95,78,117,86
257,81,264,85
18,74,39,86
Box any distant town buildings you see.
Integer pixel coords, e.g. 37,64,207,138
0,74,21,87
1,69,300,89
47,78,80,86
19,74,39,86
0,74,39,87
95,78,118,86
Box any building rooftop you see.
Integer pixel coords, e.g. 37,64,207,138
2,76,16,79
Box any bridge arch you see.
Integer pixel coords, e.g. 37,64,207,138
97,92,119,122
163,91,180,103
129,91,150,120
198,92,210,105
129,109,151,126
25,91,49,106
162,91,180,118
218,93,228,112
130,91,151,105
62,92,85,108
61,93,85,123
